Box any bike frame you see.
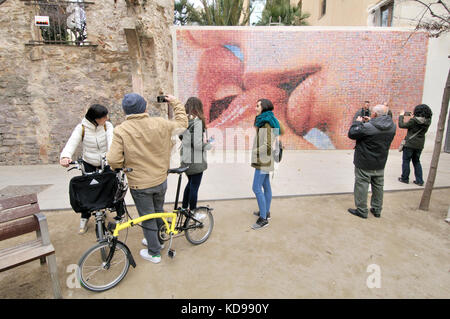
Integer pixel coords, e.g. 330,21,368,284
112,212,178,238
111,170,196,238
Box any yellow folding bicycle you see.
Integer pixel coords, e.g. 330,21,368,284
76,167,214,292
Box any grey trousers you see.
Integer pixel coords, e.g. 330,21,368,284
354,167,384,217
130,180,167,256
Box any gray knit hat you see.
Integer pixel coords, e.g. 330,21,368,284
122,93,147,115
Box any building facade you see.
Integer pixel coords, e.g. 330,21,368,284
301,0,377,26
0,0,175,165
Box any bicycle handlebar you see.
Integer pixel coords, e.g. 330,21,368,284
115,168,133,173
67,159,132,174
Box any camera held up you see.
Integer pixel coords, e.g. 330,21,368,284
157,95,168,103
361,107,370,117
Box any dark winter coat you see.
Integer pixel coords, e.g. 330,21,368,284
348,115,396,170
398,116,431,150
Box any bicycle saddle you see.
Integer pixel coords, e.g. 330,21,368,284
167,167,189,174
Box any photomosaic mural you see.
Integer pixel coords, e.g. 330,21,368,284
174,27,428,150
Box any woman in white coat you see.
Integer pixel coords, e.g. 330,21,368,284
60,104,114,234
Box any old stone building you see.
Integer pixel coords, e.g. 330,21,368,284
0,0,174,165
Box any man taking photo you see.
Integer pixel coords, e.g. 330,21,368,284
107,93,188,263
347,104,396,219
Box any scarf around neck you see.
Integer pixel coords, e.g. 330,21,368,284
255,111,280,135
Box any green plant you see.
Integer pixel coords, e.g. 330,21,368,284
177,0,252,26
256,0,310,26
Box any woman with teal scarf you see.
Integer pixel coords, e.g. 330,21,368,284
251,99,284,230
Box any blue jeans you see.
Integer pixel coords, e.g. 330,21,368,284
252,169,272,219
401,147,423,184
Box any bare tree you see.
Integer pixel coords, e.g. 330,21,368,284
411,0,450,37
419,65,450,210
406,0,450,210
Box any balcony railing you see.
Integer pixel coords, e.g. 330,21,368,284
23,0,97,46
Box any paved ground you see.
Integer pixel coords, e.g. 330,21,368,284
0,150,449,299
0,150,449,210
0,188,449,299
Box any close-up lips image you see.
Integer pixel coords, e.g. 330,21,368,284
176,29,429,150
197,43,323,148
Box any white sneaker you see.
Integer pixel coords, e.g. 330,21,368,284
142,238,164,249
139,249,161,264
78,218,88,234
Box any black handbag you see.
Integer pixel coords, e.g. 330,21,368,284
399,128,423,152
69,171,118,213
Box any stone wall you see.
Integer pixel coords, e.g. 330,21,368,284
0,0,174,165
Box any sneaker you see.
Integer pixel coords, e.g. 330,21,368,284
139,249,161,264
347,208,367,219
253,211,271,220
142,238,164,249
251,217,269,230
78,218,88,234
398,177,409,184
413,180,424,186
370,208,381,218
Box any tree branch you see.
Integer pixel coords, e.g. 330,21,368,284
437,0,450,14
413,0,450,24
402,5,428,47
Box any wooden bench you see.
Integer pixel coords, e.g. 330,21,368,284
0,193,62,299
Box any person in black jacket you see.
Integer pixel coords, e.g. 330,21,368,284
347,105,396,219
398,104,432,186
352,101,371,122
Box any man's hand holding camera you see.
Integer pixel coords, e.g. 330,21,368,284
356,116,370,123
157,94,177,103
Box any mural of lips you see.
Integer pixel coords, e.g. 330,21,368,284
175,28,428,150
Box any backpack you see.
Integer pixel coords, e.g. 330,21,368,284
81,123,107,141
273,137,283,163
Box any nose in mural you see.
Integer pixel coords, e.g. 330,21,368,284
197,44,327,149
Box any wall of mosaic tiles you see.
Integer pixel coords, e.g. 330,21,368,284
174,28,429,150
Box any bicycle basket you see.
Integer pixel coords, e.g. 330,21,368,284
69,171,118,213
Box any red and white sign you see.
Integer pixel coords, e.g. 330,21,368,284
35,16,50,27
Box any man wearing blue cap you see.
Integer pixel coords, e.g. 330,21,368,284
107,93,188,263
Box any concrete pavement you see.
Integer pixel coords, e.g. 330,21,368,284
0,150,449,211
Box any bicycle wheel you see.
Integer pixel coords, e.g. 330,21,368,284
185,207,214,245
77,241,130,292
